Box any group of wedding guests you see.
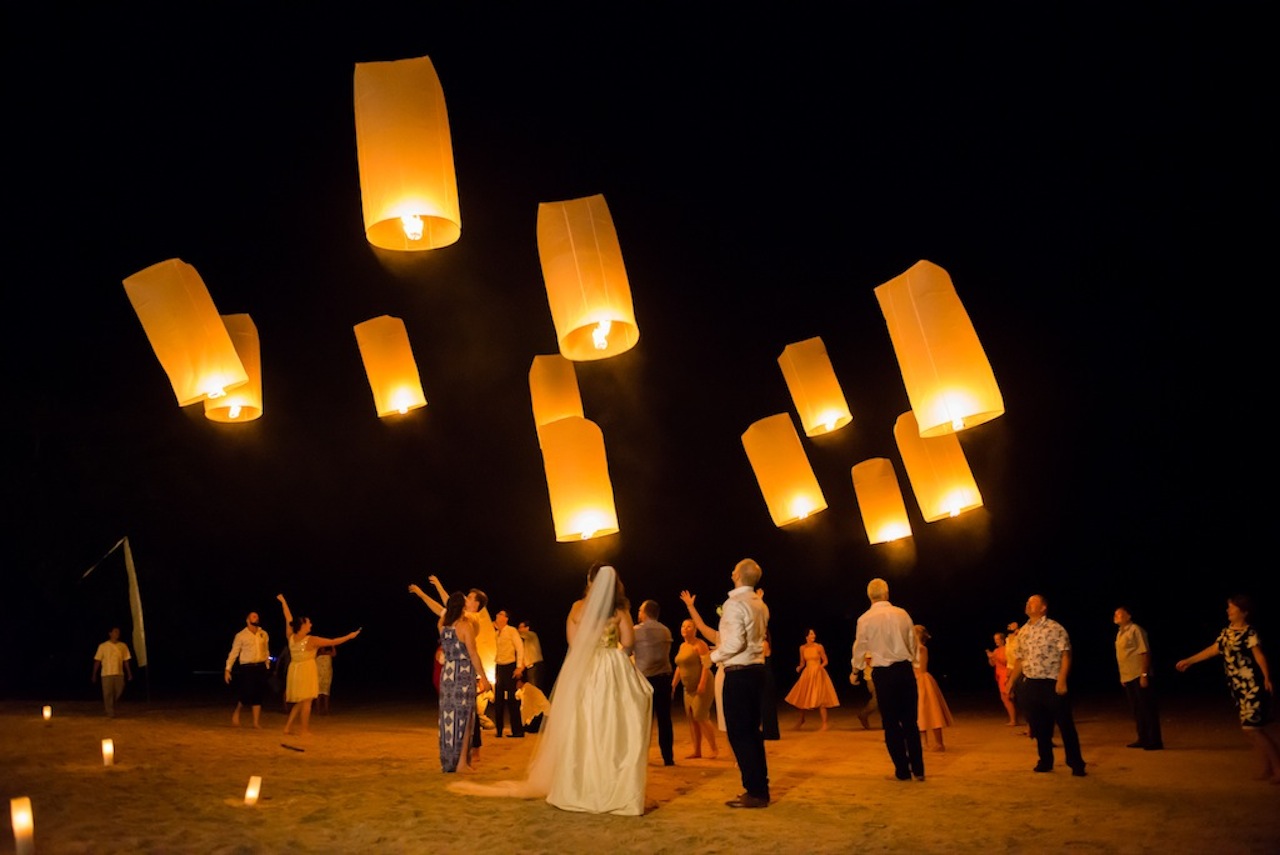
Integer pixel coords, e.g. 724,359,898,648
219,575,1279,815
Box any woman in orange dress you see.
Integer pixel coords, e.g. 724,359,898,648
985,631,1018,725
915,625,953,751
783,629,840,730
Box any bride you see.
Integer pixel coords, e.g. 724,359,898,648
450,562,653,815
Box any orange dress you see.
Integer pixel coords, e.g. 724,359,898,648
915,645,953,730
784,643,840,710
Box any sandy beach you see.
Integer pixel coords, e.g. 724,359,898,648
3,691,1277,854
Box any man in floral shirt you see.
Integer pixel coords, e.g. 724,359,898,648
1006,594,1087,776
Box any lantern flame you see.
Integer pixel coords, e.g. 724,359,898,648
400,213,424,241
591,320,612,351
228,405,242,420
876,523,912,543
206,386,227,399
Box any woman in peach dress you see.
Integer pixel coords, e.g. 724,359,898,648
915,625,953,751
985,631,1018,725
783,629,840,730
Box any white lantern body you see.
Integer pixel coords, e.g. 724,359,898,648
529,354,583,437
354,315,428,417
354,55,460,250
741,414,828,527
123,258,248,406
205,314,263,422
851,458,912,544
894,410,984,522
537,194,639,361
778,336,853,436
538,416,619,541
875,259,1004,437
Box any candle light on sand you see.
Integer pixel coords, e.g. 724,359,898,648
102,738,115,766
42,705,51,721
244,776,262,806
10,796,34,855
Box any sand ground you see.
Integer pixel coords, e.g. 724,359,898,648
3,692,1277,854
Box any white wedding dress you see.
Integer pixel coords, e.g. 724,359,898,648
450,565,653,815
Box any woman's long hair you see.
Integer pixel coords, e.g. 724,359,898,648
587,561,629,613
442,591,466,627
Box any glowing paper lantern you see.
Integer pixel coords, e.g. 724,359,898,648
894,411,983,522
354,315,427,417
741,414,828,527
204,314,263,422
102,738,115,766
875,259,1004,437
354,55,460,250
538,416,619,541
852,458,912,544
41,705,51,722
123,258,248,406
778,336,852,436
244,776,262,806
537,194,639,361
10,797,33,855
529,355,583,437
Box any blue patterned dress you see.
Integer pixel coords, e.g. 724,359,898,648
439,625,476,772
1217,625,1271,727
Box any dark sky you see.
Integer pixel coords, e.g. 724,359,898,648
6,7,1267,701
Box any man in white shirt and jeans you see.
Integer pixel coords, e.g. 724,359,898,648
711,558,771,809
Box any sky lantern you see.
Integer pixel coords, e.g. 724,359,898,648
122,258,248,406
852,458,912,544
353,315,427,417
778,336,853,436
741,413,828,527
875,259,1004,437
528,354,583,438
353,54,460,251
538,416,619,542
537,193,639,361
894,410,983,522
204,314,263,422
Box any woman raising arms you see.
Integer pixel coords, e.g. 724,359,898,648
276,594,361,737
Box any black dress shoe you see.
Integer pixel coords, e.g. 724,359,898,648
726,794,769,809
1033,763,1053,773
1071,766,1087,777
1126,741,1144,749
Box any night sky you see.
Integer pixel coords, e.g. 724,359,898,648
6,7,1267,704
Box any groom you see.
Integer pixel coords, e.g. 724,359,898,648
711,558,771,808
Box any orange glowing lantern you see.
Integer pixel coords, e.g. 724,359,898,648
122,258,248,406
41,705,51,722
354,55,460,251
875,260,1004,437
244,776,262,806
538,416,619,541
894,410,983,522
101,738,115,766
204,314,263,422
537,194,639,361
851,458,912,544
778,336,853,436
354,315,427,417
529,354,583,437
741,414,828,527
10,796,33,855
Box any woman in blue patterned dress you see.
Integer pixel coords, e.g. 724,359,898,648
412,585,491,772
1176,595,1280,784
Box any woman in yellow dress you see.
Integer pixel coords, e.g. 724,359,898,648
671,619,718,758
